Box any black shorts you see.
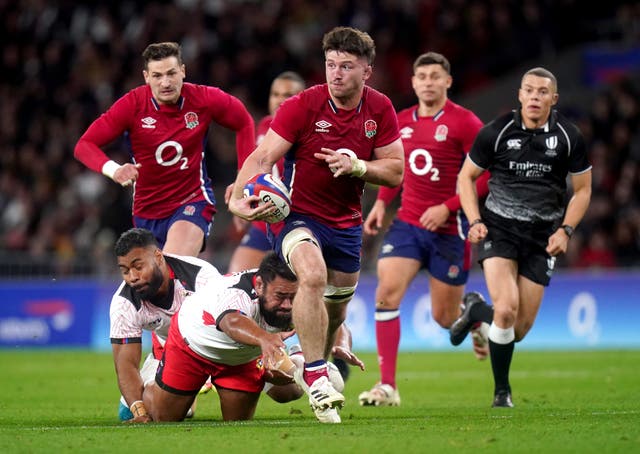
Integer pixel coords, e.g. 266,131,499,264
476,209,557,286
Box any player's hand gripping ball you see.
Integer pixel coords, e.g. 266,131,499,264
243,173,291,223
268,348,296,376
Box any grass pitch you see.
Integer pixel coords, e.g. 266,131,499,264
0,350,638,453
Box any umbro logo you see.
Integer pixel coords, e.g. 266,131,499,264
400,126,413,139
381,243,394,254
315,120,332,133
141,117,156,129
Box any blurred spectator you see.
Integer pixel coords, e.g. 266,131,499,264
0,0,638,277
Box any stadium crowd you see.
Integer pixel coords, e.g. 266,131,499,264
1,0,639,276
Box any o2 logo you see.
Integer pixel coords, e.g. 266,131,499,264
155,141,189,169
409,148,440,181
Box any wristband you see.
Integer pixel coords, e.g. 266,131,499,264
101,160,121,180
350,157,367,178
469,218,484,228
130,400,148,418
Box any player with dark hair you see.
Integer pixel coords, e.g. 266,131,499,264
141,252,308,422
227,70,359,382
110,228,221,422
228,26,403,423
75,42,254,256
453,67,592,407
358,52,490,407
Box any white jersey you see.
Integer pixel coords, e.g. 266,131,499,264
178,270,285,366
109,254,221,346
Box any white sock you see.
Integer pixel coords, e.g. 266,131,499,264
488,323,515,344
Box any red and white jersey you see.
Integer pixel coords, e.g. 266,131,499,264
177,270,287,366
109,254,221,345
270,84,400,228
75,83,254,219
379,100,483,236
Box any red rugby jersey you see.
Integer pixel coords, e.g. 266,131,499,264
271,84,400,228
378,99,484,236
75,83,254,219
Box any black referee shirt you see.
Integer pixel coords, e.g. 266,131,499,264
469,109,591,222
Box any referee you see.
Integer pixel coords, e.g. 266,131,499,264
454,67,592,407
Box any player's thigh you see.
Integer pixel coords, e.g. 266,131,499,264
482,257,520,327
374,257,421,309
514,274,545,341
144,382,195,422
164,220,205,256
228,246,267,273
217,388,261,421
428,276,465,328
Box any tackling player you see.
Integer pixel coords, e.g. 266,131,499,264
74,42,254,257
141,252,313,422
228,26,404,423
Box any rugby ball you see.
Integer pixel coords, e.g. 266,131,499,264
243,173,291,223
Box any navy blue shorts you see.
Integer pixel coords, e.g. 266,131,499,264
379,219,470,285
271,213,362,273
133,200,214,250
239,224,272,252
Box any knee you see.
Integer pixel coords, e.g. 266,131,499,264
298,270,327,293
431,308,455,329
267,384,304,403
374,285,402,311
493,305,516,327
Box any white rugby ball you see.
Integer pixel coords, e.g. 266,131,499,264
243,173,291,223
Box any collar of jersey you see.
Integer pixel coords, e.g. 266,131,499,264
328,97,363,114
151,95,185,111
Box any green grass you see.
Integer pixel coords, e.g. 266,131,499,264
0,350,638,453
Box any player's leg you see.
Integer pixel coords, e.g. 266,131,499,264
228,224,271,273
483,256,519,408
228,246,266,272
429,277,465,328
164,220,205,256
287,235,329,367
264,382,304,403
143,382,196,422
514,275,545,342
359,256,419,406
146,319,212,421
163,200,215,256
217,388,261,421
277,218,347,420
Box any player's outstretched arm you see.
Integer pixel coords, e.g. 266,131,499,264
218,312,290,369
112,343,151,423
